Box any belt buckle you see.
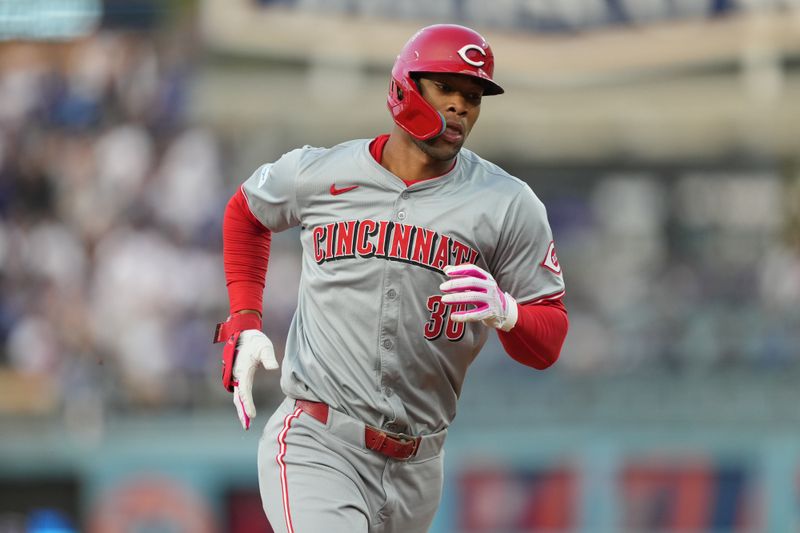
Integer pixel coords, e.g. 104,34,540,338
393,432,419,459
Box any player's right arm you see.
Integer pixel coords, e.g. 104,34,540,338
214,149,305,430
214,187,277,430
223,187,271,315
214,149,305,429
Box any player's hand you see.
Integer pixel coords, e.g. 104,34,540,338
231,330,278,431
439,264,519,332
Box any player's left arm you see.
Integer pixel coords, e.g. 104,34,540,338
496,299,567,369
439,264,568,369
439,183,568,369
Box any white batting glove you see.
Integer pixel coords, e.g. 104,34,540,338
232,330,279,430
439,264,519,332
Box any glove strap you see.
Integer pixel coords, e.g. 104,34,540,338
213,313,263,343
500,293,519,332
220,331,241,393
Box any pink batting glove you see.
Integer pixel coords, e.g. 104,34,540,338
439,264,519,332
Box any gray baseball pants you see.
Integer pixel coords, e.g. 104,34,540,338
257,397,446,533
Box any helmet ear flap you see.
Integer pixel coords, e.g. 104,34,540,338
387,76,446,141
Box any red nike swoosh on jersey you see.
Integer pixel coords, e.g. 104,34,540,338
330,184,359,195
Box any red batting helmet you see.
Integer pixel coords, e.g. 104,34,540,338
387,24,504,141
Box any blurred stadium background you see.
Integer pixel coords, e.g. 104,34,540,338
0,0,799,531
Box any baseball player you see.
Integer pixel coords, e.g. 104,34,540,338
214,24,568,533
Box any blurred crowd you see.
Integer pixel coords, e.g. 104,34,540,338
1,22,799,421
0,30,237,416
548,168,800,376
265,0,743,31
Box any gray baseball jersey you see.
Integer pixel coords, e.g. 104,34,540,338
242,138,564,436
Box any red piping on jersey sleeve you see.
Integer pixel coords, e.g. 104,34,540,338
223,187,272,314
497,299,569,370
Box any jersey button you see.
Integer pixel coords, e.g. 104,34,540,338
386,289,397,299
397,210,407,221
401,192,409,200
382,339,393,350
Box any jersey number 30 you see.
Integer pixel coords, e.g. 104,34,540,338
424,295,466,341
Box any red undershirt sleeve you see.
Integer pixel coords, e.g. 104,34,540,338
223,187,272,314
497,299,569,370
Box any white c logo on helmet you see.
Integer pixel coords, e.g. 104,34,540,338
457,44,486,67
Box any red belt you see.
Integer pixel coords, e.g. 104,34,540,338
295,400,421,461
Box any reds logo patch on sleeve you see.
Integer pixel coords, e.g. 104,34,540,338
541,241,561,274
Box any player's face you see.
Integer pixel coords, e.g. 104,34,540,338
415,74,484,161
